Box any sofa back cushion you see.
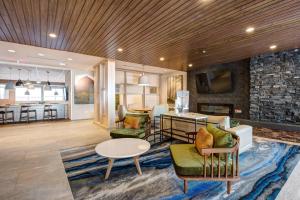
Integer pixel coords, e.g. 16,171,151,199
195,127,213,155
125,113,149,129
207,123,233,148
124,116,140,129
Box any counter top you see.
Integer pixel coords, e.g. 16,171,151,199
0,103,68,107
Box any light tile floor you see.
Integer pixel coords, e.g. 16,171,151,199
0,120,110,200
0,120,299,200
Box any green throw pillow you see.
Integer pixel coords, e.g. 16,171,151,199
207,123,233,148
230,119,240,128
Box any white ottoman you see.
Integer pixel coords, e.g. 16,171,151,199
226,125,253,154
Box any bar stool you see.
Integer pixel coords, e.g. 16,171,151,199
50,107,58,119
19,105,37,123
0,106,14,124
0,110,5,124
43,105,57,120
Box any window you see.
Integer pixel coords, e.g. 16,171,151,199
15,87,42,102
15,85,65,102
0,84,8,99
115,70,160,110
44,87,65,101
127,94,143,109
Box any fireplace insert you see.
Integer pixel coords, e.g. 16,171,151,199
197,103,234,117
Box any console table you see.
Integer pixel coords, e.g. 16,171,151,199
160,112,208,142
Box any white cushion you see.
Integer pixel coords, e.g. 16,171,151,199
227,125,253,153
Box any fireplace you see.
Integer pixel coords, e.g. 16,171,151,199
197,103,234,117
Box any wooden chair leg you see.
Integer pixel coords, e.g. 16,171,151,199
227,181,232,194
12,111,14,123
184,179,188,193
1,113,4,124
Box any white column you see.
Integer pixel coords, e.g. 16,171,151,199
107,59,116,128
94,59,116,129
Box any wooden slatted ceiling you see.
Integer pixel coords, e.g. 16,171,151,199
0,0,300,71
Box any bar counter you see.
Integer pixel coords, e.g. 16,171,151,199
0,103,68,122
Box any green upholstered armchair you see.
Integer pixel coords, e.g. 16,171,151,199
170,132,240,194
110,113,151,140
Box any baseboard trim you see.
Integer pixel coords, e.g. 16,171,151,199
235,118,300,132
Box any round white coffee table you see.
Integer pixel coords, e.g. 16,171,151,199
95,138,151,179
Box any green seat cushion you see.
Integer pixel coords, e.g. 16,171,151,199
110,128,145,138
170,144,231,176
125,113,149,128
207,123,233,148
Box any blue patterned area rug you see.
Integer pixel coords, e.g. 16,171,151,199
60,138,300,200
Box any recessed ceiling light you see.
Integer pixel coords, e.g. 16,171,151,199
8,49,16,53
117,48,123,52
188,63,193,67
160,57,165,61
59,62,66,66
37,53,45,56
49,33,57,38
245,27,255,33
67,58,72,61
270,45,277,50
202,50,206,54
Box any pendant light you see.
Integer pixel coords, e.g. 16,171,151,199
138,65,149,86
25,70,35,89
5,67,15,90
24,89,30,95
24,70,32,86
44,71,51,91
15,69,24,87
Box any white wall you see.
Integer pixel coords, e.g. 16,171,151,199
69,69,94,120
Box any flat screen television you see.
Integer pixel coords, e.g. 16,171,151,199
196,69,233,94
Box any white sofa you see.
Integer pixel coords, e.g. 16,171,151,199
227,125,253,153
162,114,253,153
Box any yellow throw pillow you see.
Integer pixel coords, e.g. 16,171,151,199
124,116,140,129
195,127,214,155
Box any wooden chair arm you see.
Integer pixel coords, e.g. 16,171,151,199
144,120,151,129
115,119,124,123
199,141,240,155
185,132,198,136
115,119,125,128
142,119,152,140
